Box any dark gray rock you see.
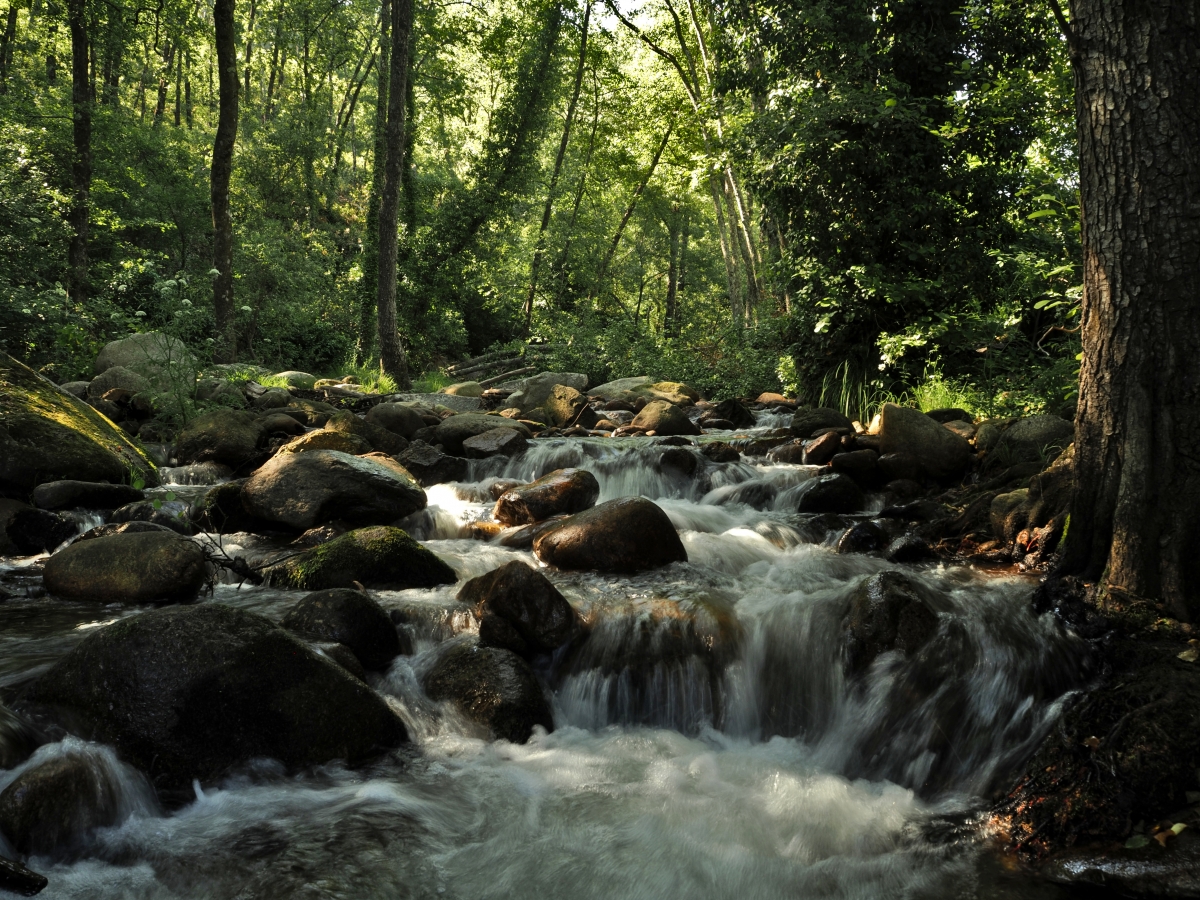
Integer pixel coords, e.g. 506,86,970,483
0,754,119,857
796,473,864,514
790,407,853,438
462,427,529,459
395,440,469,487
365,402,426,439
837,521,889,555
44,531,208,604
109,499,196,535
31,480,144,512
843,572,941,675
0,704,41,771
458,561,583,658
260,526,457,591
174,410,269,471
5,509,76,555
710,399,756,429
0,853,47,896
282,588,401,671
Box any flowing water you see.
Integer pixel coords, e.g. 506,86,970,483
0,417,1089,899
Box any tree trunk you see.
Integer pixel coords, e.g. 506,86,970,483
0,4,18,94
173,46,182,126
354,0,389,368
1057,0,1200,622
211,0,239,362
522,0,591,335
243,0,256,99
375,0,412,385
67,0,90,304
663,204,680,338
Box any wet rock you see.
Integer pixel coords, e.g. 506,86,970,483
95,332,196,387
803,431,841,465
312,642,367,681
790,407,853,439
281,588,401,671
1040,833,1200,899
710,399,756,429
281,430,372,455
27,604,408,786
0,853,47,896
422,640,553,743
0,353,158,493
878,499,946,522
0,704,40,771
796,473,864,514
658,447,699,477
260,525,456,590
830,449,880,483
109,499,196,535
0,754,119,857
489,479,522,501
878,404,970,480
924,408,973,424
498,516,570,550
700,441,740,463
395,440,469,487
433,414,530,456
174,409,269,471
31,480,144,512
462,427,529,459
189,480,267,534
843,571,941,675
242,449,426,530
0,498,28,555
44,531,208,603
76,521,177,541
992,415,1074,467
631,400,701,437
837,521,889,554
533,497,687,574
882,478,924,504
493,468,600,526
766,441,806,464
324,410,408,456
713,480,777,510
884,534,935,563
5,508,76,555
259,412,306,436
458,561,583,658
87,365,150,399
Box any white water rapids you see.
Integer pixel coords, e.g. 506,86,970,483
0,423,1088,899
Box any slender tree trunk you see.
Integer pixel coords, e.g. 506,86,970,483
266,0,284,118
354,0,389,367
67,0,90,304
173,45,182,125
184,50,193,126
663,204,680,338
211,0,239,362
0,4,18,94
522,0,590,335
551,64,599,300
707,173,740,323
1057,0,1200,622
154,41,173,124
375,0,412,384
676,212,688,333
46,22,58,83
242,0,256,99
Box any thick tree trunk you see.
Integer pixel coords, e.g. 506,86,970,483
211,0,239,362
1058,0,1200,622
522,0,591,335
375,0,412,385
67,0,90,304
354,0,389,368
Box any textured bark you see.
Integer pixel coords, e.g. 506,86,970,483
1,3,19,94
354,0,389,367
211,0,239,362
375,0,412,385
67,0,90,304
1058,0,1200,621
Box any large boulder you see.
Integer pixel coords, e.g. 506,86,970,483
26,604,408,786
533,497,687,574
432,414,530,456
631,400,701,436
365,402,426,439
281,588,401,672
710,399,756,429
395,440,469,487
493,468,600,526
505,372,589,414
174,409,268,470
324,411,408,456
528,384,597,428
790,407,853,438
843,572,942,675
241,449,426,530
992,415,1074,466
877,403,970,480
87,366,150,399
462,427,528,459
795,473,865,514
0,353,158,493
422,640,553,743
94,332,196,389
44,532,208,603
590,377,699,407
260,525,457,590
272,371,317,390
0,752,120,857
31,480,143,512
458,561,583,657
281,430,371,455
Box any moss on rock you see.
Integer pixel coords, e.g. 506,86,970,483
0,353,158,493
262,525,457,590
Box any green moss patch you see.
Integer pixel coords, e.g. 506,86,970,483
262,526,457,590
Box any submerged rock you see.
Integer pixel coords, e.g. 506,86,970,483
493,468,600,526
0,704,41,771
44,532,208,604
422,640,553,743
533,497,687,574
260,526,456,590
26,604,408,787
0,753,119,857
458,561,583,658
281,588,401,672
843,572,941,675
0,353,157,494
241,449,426,530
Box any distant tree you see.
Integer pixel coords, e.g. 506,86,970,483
211,0,239,360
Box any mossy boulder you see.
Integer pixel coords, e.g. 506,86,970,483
272,371,318,390
87,366,150,399
0,353,158,493
25,604,408,787
589,376,699,407
260,525,457,590
281,430,372,455
364,402,426,438
175,409,269,470
44,532,208,603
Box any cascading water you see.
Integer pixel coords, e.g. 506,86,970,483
0,415,1089,899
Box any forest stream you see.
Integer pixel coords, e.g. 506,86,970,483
0,411,1096,899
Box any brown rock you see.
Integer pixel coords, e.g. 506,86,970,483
493,468,600,526
533,497,687,573
458,561,582,657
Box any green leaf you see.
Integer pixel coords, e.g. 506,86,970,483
1026,209,1057,219
884,99,897,108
